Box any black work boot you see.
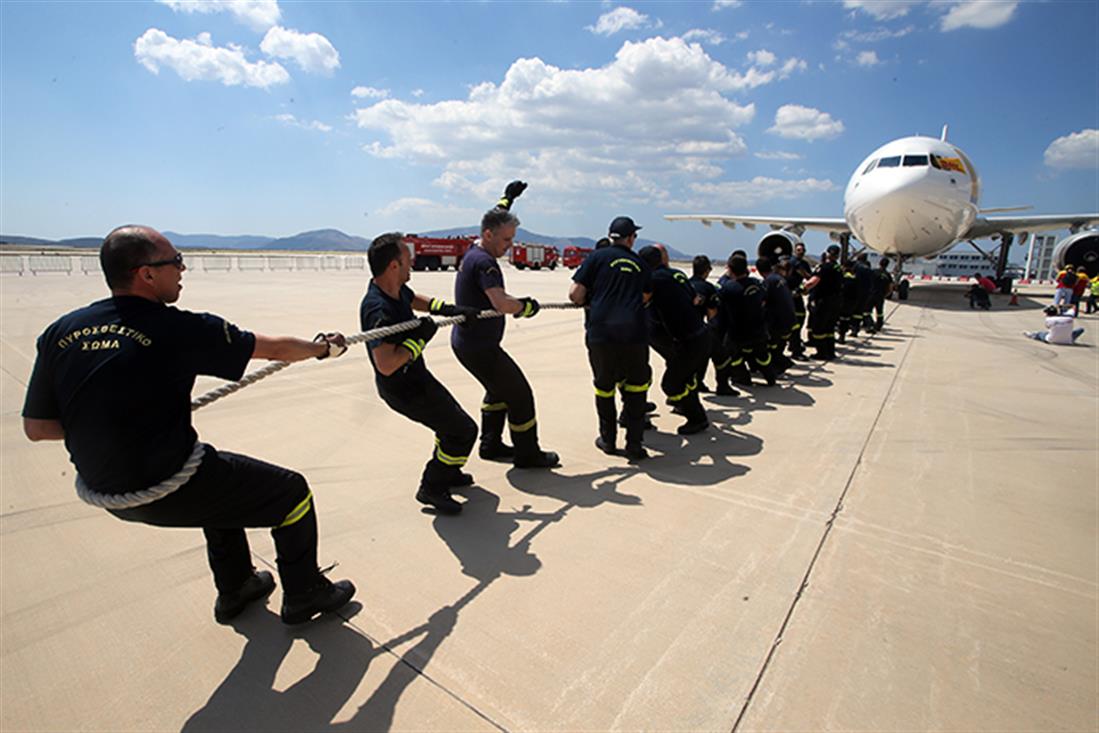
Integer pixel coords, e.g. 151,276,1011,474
512,427,560,468
676,395,709,435
449,471,475,487
415,483,462,515
280,575,356,625
478,409,513,461
715,382,740,396
214,570,276,624
595,436,618,455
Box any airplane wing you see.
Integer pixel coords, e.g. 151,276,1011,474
663,214,849,235
964,213,1099,240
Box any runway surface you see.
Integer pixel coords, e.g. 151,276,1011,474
1,266,1095,731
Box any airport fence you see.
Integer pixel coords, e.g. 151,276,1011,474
0,253,370,277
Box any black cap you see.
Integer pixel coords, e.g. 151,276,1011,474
609,216,642,238
826,244,841,254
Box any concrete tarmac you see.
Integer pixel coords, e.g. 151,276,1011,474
1,266,1095,732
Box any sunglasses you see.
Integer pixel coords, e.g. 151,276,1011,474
138,252,184,269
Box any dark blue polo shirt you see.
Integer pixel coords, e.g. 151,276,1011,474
359,281,429,394
572,243,652,344
762,272,796,335
452,245,505,350
22,296,255,495
689,275,719,317
719,275,768,344
810,262,844,301
650,266,706,341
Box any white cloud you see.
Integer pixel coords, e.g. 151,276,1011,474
274,113,332,132
374,197,482,228
735,30,750,41
843,0,920,20
134,28,289,88
746,49,777,67
1043,129,1099,169
839,25,915,43
411,88,425,98
939,1,1018,31
352,85,389,99
689,177,837,206
157,0,281,32
260,26,339,74
856,50,881,66
587,7,658,36
778,57,807,77
767,104,845,140
682,28,726,46
352,37,778,204
712,0,742,9
754,151,803,160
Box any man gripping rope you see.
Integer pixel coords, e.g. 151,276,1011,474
569,216,653,461
638,246,711,434
785,243,813,360
22,225,355,626
718,255,778,387
451,181,559,468
360,233,479,516
804,244,844,360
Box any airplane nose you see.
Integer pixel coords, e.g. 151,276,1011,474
846,168,968,255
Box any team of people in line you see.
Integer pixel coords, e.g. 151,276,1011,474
20,182,900,628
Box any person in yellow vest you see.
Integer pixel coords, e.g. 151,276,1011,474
1086,275,1099,315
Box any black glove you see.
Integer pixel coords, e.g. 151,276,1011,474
408,316,438,343
496,180,528,211
313,332,348,360
513,296,540,318
398,317,437,362
429,298,481,324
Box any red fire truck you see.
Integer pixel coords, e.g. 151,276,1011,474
561,245,592,269
509,243,559,270
402,234,475,271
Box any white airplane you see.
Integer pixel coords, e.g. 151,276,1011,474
665,128,1099,288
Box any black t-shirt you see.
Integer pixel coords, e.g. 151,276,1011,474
650,266,706,341
359,281,429,394
22,296,255,495
718,276,768,343
853,262,874,301
572,243,652,344
762,272,796,334
810,262,844,300
786,256,812,293
871,268,892,296
452,245,505,350
689,275,719,317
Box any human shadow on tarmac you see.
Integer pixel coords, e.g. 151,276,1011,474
183,582,495,732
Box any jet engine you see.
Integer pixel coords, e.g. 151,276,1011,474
756,230,802,261
1053,230,1099,278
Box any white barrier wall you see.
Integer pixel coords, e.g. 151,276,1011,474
0,253,370,276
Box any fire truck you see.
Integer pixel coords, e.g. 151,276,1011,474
402,234,475,271
561,245,592,269
509,243,559,270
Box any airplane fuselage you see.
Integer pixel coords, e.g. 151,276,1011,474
844,136,980,258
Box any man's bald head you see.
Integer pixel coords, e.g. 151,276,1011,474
100,225,167,290
653,243,669,266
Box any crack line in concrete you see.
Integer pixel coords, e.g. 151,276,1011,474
730,302,917,732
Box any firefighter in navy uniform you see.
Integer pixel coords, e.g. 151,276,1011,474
837,259,860,342
852,253,875,336
569,216,653,461
360,233,479,516
450,181,559,468
688,255,736,396
803,244,844,360
869,256,893,331
757,256,796,374
638,246,711,434
22,226,355,626
718,255,778,387
785,243,813,360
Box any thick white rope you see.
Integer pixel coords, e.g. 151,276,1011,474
74,303,578,509
191,302,579,411
76,441,206,509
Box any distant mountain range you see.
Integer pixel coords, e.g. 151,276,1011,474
0,226,691,259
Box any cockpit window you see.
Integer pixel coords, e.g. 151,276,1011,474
862,159,878,174
877,156,901,168
929,154,943,169
903,154,929,167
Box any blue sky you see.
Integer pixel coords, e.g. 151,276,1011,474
2,0,1096,256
